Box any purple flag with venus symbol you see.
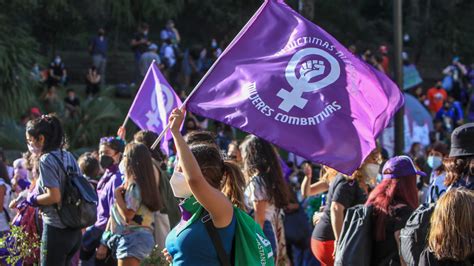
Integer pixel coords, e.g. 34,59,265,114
128,61,182,155
186,0,404,174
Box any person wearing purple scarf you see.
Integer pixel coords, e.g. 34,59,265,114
80,137,124,266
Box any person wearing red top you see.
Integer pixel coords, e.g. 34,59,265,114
427,81,448,114
379,45,390,74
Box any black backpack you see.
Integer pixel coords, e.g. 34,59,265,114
50,153,98,229
335,204,373,266
400,203,435,266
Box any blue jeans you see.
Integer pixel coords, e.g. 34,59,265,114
107,230,155,261
263,220,277,258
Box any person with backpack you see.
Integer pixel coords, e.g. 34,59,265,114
101,142,162,265
419,188,474,265
163,108,249,265
366,156,422,265
133,130,181,249
311,150,380,266
426,143,449,203
81,136,125,266
442,123,474,190
240,134,291,265
24,114,82,265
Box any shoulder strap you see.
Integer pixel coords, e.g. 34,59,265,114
48,152,69,178
200,209,232,266
48,152,71,211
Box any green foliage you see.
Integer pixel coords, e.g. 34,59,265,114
0,117,27,150
63,94,122,150
141,245,168,266
0,14,40,119
0,225,41,265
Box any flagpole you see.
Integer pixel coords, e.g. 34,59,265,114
121,60,157,129
150,1,268,150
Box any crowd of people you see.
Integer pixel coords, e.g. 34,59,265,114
27,19,224,122
0,107,473,266
0,17,472,266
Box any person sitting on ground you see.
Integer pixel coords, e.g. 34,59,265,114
85,65,101,98
64,89,80,118
47,55,67,88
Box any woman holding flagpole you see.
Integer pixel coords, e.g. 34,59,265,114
164,108,246,265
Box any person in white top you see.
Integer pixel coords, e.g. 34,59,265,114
426,142,449,203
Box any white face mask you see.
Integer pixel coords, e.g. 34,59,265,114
27,143,42,156
363,163,380,178
170,171,192,198
119,160,126,174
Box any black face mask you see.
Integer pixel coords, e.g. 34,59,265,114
100,155,114,169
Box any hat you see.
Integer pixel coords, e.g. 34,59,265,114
148,43,158,51
449,123,474,157
30,107,41,117
382,156,426,179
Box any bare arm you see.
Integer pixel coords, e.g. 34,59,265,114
172,28,181,43
253,200,268,229
301,178,329,198
0,185,5,211
330,201,345,243
170,108,233,228
115,185,135,222
36,187,61,205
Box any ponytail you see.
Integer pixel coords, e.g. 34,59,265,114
26,114,65,153
221,160,246,210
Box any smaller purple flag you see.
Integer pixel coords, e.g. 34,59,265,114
128,61,182,154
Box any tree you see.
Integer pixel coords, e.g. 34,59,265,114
0,13,40,119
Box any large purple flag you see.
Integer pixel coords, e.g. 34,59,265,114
128,61,182,154
186,0,404,174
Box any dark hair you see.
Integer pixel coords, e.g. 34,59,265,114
184,130,217,146
240,135,289,208
123,143,162,212
66,88,74,94
0,160,11,186
99,136,125,153
133,130,165,162
190,143,246,209
26,114,65,154
78,152,100,178
443,156,474,187
366,174,418,241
